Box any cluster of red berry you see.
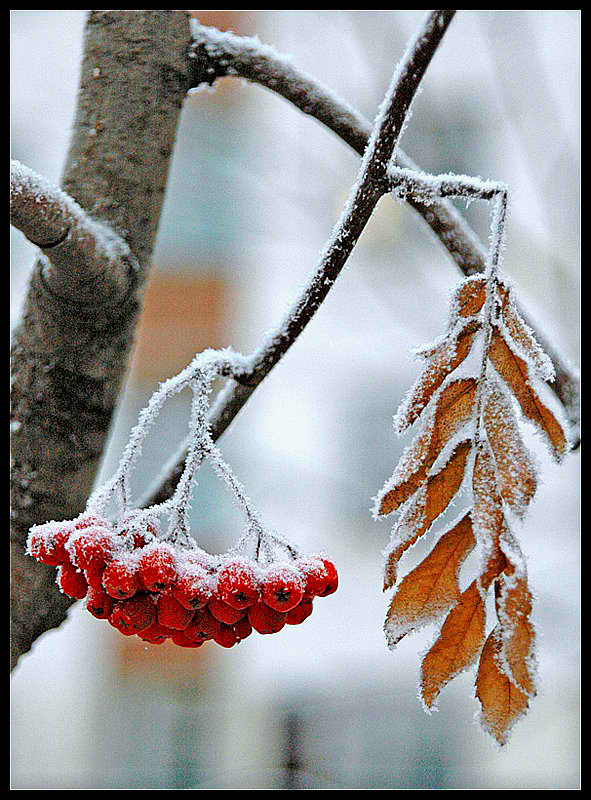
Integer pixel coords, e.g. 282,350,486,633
26,514,338,650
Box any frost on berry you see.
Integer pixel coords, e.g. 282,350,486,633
297,555,338,597
73,513,110,530
216,558,259,609
26,520,74,566
137,541,177,592
172,563,213,610
102,556,141,599
261,563,304,612
317,559,338,597
67,525,118,571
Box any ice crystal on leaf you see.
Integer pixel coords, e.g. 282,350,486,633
374,178,570,745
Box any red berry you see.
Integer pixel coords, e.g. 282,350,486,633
171,631,204,648
110,594,156,634
261,564,304,612
156,590,194,630
286,596,314,625
216,558,259,609
84,565,105,591
86,587,114,619
57,563,88,599
172,566,212,610
233,615,253,642
68,526,116,571
138,543,177,592
213,623,239,648
297,556,338,597
208,596,245,625
102,558,141,599
139,620,176,644
185,607,221,641
248,600,286,634
27,522,73,566
317,559,338,596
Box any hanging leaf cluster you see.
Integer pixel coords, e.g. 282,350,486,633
374,263,569,745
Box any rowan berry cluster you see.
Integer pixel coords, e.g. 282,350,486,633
26,349,339,650
26,513,338,649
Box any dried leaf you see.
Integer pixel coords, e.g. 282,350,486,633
377,431,430,517
420,579,487,710
476,625,530,746
378,379,476,516
496,281,553,381
376,252,569,742
472,444,506,567
382,439,471,588
495,530,537,697
488,326,568,462
384,511,475,647
483,380,537,518
395,320,480,433
455,276,487,318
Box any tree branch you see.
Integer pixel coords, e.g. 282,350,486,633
143,10,456,507
188,14,580,446
10,159,135,307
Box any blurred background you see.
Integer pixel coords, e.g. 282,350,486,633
11,10,580,789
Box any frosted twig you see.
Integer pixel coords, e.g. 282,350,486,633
141,11,457,509
188,17,579,439
88,349,248,522
10,159,136,307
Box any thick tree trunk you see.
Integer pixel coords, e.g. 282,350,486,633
10,10,192,670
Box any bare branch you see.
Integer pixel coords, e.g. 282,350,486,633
189,15,480,276
10,159,135,307
188,13,580,447
142,10,456,508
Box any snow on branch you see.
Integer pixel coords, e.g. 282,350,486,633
10,159,136,308
143,11,456,508
187,15,580,447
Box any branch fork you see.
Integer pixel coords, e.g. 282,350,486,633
10,159,137,310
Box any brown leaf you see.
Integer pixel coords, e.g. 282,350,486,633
384,511,475,648
456,276,487,318
496,281,552,379
378,379,476,516
495,532,537,697
383,439,472,589
476,624,530,746
420,579,487,710
483,381,537,518
472,444,506,563
488,327,568,461
396,320,480,433
377,430,430,517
